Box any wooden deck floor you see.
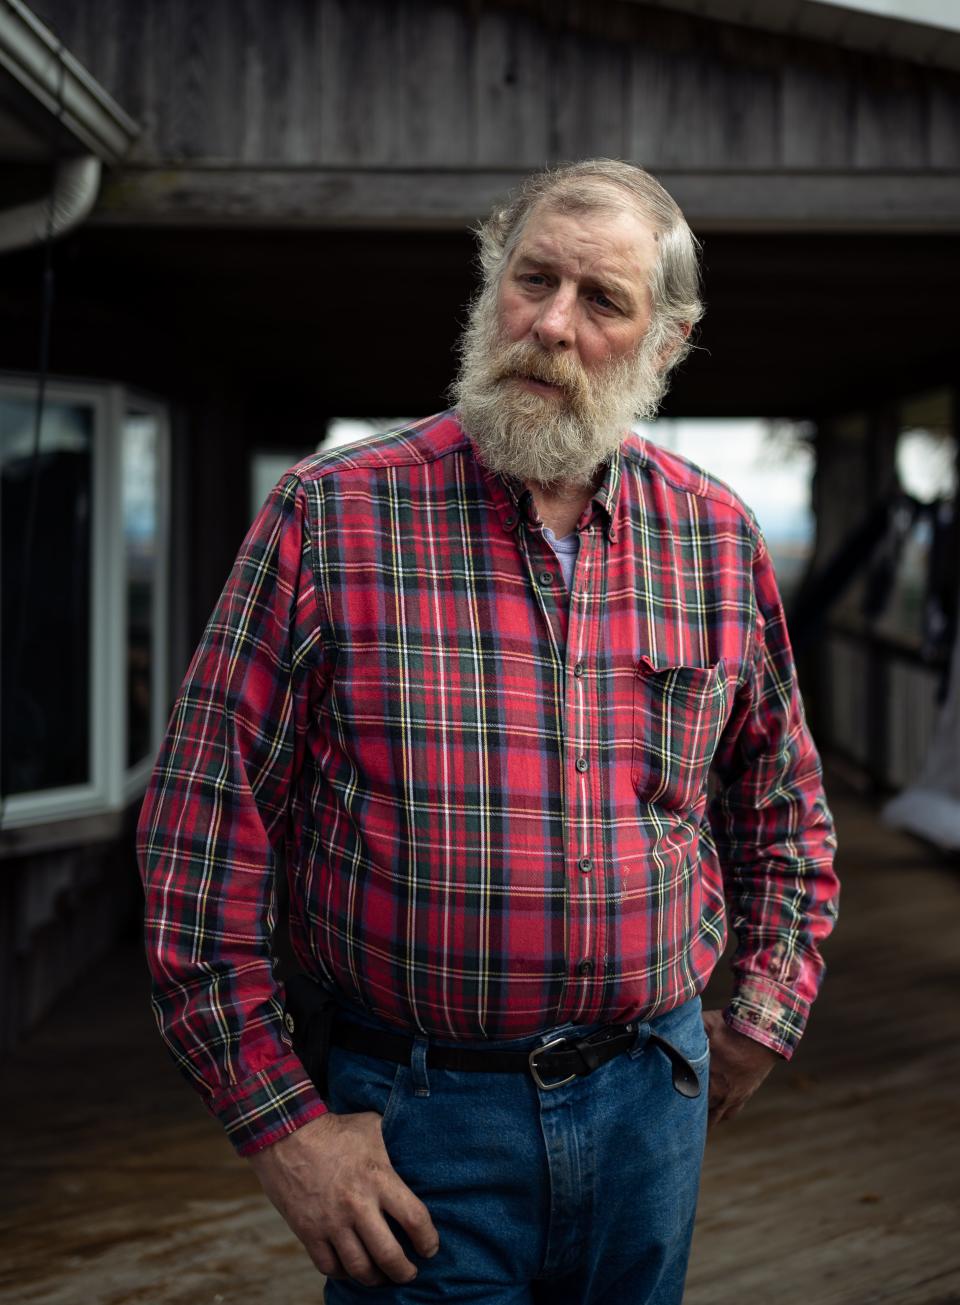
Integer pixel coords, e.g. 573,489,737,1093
2,776,959,1304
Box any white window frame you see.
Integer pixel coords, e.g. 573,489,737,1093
1,375,170,829
116,389,171,806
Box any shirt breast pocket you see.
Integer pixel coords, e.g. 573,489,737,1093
631,657,729,812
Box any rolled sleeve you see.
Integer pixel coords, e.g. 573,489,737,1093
137,474,330,1152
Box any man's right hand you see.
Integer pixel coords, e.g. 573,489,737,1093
247,1110,439,1287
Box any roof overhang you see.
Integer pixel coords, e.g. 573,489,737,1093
0,0,138,164
632,0,960,73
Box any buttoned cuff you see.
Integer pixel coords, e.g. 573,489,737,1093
208,1051,329,1156
724,974,811,1060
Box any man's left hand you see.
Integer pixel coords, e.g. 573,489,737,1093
701,1009,780,1128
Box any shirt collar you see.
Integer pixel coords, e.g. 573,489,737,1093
467,426,627,546
588,447,624,542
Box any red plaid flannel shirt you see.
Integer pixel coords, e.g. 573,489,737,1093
137,412,838,1155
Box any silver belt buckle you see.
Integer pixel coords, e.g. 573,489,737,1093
528,1035,577,1091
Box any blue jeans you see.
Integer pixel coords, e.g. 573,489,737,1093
323,997,709,1304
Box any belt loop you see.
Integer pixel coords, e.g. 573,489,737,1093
410,1036,431,1097
628,1021,650,1060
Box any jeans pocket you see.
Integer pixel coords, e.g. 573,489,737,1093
379,1065,407,1145
325,1046,406,1133
631,658,729,812
649,996,711,1083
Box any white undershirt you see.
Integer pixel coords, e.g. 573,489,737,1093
542,525,580,592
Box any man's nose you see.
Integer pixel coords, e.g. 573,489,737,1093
533,286,577,351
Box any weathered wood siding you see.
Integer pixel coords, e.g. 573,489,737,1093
28,0,960,173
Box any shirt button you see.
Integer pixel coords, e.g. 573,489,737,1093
578,856,593,873
578,960,594,977
503,513,518,530
284,1012,296,1034
575,756,588,773
573,662,584,677
538,570,554,586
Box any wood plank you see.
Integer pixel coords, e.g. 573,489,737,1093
28,0,85,61
226,0,320,164
101,0,159,160
472,5,550,167
94,166,960,230
154,0,246,162
237,0,266,163
854,59,930,169
395,1,473,167
82,0,124,110
319,0,401,165
780,59,856,168
629,19,779,169
627,29,673,169
96,0,146,141
549,2,629,161
21,0,960,185
928,70,960,169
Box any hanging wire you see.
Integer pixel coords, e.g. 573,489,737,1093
0,42,67,823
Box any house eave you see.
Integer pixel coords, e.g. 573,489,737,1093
0,0,139,164
630,0,960,74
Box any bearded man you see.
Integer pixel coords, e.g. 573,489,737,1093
138,159,838,1305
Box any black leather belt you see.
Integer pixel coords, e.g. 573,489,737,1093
331,1017,701,1097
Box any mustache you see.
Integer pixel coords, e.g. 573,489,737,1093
488,342,590,404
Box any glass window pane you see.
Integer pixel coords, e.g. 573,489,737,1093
1,397,93,796
124,411,159,768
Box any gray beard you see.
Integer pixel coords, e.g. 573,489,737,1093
451,283,668,490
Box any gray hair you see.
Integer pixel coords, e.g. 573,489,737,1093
475,158,704,372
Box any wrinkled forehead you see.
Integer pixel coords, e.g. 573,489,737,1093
505,197,660,303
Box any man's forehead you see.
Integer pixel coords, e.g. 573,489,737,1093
509,202,658,292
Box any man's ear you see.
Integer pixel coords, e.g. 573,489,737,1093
657,321,692,371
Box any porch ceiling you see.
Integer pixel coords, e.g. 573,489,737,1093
0,224,955,423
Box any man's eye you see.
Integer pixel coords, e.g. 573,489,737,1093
592,293,618,312
522,273,548,287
